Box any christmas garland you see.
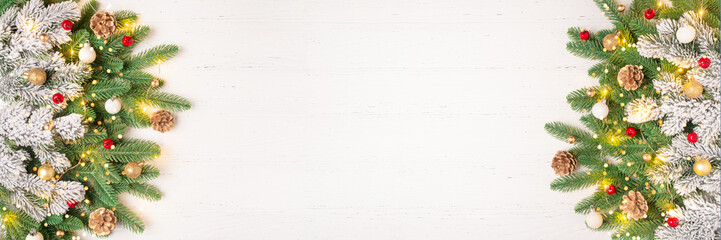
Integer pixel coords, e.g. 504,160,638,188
545,0,719,239
0,0,190,239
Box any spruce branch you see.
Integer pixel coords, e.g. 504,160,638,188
137,91,192,112
125,44,179,71
551,171,602,192
101,139,160,163
123,165,159,183
127,183,161,202
76,0,97,29
83,79,131,102
114,204,145,233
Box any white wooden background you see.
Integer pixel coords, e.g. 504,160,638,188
80,0,640,239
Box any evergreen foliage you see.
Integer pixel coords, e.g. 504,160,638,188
545,1,717,239
0,0,190,239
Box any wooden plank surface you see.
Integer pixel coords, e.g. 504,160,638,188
80,0,633,239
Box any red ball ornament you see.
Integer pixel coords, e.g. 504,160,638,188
61,20,73,30
122,36,134,46
644,8,655,19
698,57,711,68
606,185,616,194
52,93,64,104
625,127,637,137
687,132,698,143
667,217,679,227
67,199,78,208
102,139,114,149
579,30,590,41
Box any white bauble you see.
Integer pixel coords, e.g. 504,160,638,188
105,97,122,114
25,232,44,240
585,211,604,229
676,25,696,44
591,99,609,119
78,43,96,64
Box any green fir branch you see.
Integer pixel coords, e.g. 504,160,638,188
567,88,597,112
127,183,162,202
53,215,84,231
113,10,138,27
125,44,179,71
136,91,191,112
86,164,119,207
76,0,98,29
121,70,162,89
100,139,160,163
123,164,160,183
115,204,145,233
551,171,602,192
593,0,625,27
83,79,131,102
119,101,151,128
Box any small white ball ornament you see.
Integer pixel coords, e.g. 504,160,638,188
676,25,696,44
585,211,604,229
78,43,96,64
591,99,609,119
105,97,122,114
25,230,44,240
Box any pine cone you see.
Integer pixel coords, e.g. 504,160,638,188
551,151,577,176
88,208,116,236
619,190,648,220
617,65,644,90
90,10,117,38
151,110,175,133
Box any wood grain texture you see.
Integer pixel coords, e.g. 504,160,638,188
81,0,634,239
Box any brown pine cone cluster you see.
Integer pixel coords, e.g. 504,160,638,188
90,10,117,38
551,150,577,176
619,190,648,220
151,110,175,133
88,208,117,236
617,65,644,90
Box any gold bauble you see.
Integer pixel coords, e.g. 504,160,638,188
37,164,55,181
602,33,619,51
124,162,142,179
616,4,626,12
693,157,712,176
26,68,47,86
683,81,703,98
567,136,576,144
38,33,49,42
55,230,65,238
642,153,652,162
586,89,596,98
150,79,160,87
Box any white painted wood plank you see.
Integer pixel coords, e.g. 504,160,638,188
80,0,636,239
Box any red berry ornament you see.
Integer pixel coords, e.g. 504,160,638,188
667,217,679,227
103,139,114,149
644,8,655,19
122,36,134,46
606,185,616,194
698,57,711,68
625,127,637,137
579,30,590,41
52,93,64,104
67,199,78,208
687,132,698,143
61,20,73,30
